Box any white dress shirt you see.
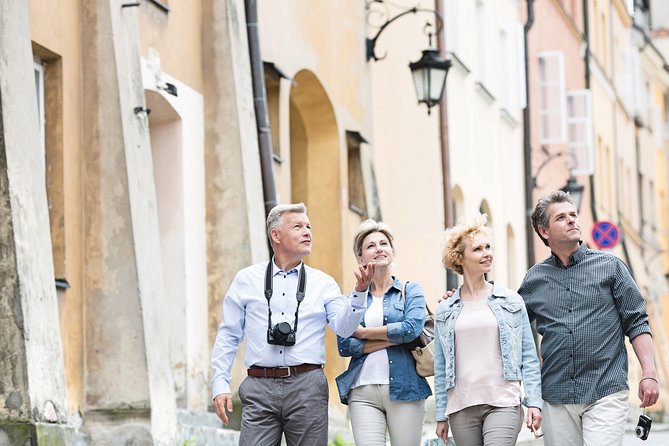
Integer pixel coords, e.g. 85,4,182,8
211,260,367,397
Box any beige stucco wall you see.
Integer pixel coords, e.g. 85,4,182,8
28,0,85,415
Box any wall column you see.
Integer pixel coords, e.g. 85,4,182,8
81,1,176,444
0,0,74,443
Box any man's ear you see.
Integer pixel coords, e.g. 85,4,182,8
270,228,281,245
538,226,549,241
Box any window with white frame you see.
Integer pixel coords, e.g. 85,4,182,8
444,0,461,57
538,51,567,144
499,23,526,113
34,58,46,175
476,0,490,87
566,89,594,175
499,26,512,110
631,50,643,117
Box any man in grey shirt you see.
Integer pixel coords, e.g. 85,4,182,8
519,191,660,445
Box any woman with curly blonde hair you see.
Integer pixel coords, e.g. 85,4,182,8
434,214,543,445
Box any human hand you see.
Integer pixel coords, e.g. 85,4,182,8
354,262,375,292
437,288,457,304
639,377,660,408
214,393,233,425
526,407,542,431
352,326,367,339
435,421,449,442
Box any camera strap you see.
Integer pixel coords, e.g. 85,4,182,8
264,259,307,335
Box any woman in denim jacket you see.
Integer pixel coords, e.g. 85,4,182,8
434,215,542,445
336,219,431,445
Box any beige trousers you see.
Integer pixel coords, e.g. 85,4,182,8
348,384,426,446
542,390,629,446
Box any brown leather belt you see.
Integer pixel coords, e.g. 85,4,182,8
247,364,322,378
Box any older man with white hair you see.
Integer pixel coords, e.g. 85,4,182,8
211,203,371,446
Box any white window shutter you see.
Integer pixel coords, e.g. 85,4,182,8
631,50,642,117
476,0,488,85
516,23,527,109
445,0,460,56
538,51,567,144
499,24,512,110
616,48,633,114
566,89,594,175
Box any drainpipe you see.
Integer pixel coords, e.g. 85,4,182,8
582,0,599,226
436,0,458,290
523,0,535,268
245,0,277,220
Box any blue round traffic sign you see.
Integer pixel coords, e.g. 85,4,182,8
591,221,620,249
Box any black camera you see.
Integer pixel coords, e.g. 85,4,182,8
267,322,296,346
635,414,652,441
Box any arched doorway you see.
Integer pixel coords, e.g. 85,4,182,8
288,70,343,403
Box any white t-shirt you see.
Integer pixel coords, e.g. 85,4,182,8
352,296,390,388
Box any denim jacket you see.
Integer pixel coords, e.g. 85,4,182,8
336,278,432,404
434,282,542,421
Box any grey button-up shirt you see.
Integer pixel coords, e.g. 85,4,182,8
518,242,651,404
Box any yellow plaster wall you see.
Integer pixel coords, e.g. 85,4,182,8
138,1,203,92
28,0,84,415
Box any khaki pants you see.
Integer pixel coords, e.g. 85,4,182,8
348,384,426,446
238,368,329,446
448,404,523,446
542,390,629,446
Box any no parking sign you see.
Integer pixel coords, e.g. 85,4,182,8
591,221,620,249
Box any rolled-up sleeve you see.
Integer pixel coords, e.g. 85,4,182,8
612,258,652,340
433,320,448,421
337,335,366,358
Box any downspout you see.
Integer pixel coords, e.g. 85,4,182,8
245,0,278,221
436,0,458,290
583,0,599,225
523,0,535,268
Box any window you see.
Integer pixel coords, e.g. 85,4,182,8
264,62,287,161
499,24,526,113
444,0,461,57
538,51,567,144
347,131,368,216
566,90,594,175
476,0,492,88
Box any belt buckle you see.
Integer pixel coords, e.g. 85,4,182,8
277,366,291,378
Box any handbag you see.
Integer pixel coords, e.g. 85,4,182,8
401,281,435,377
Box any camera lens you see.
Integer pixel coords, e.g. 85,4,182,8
635,426,644,438
273,322,292,340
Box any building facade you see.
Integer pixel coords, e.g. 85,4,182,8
1,0,668,444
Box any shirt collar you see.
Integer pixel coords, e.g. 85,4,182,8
490,281,515,299
449,280,501,304
390,276,402,291
550,241,587,267
271,259,302,276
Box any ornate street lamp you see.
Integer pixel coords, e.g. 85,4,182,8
409,49,451,114
366,0,451,114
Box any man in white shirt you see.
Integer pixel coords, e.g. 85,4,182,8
211,203,370,445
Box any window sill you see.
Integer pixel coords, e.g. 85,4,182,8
475,81,495,104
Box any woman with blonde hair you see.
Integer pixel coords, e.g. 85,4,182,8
336,219,431,445
434,214,543,445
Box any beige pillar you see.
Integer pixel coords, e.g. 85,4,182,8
80,0,176,444
202,0,269,352
0,0,75,442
